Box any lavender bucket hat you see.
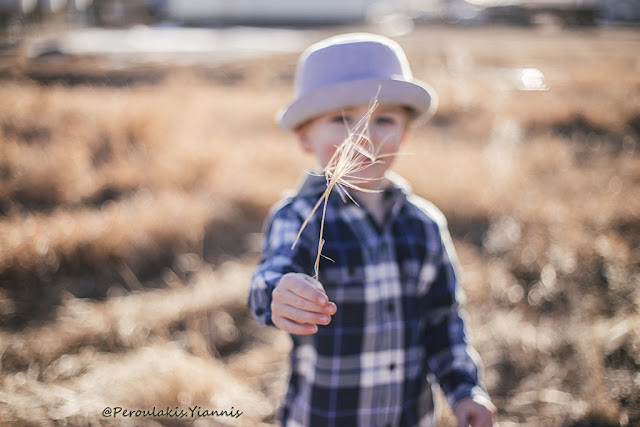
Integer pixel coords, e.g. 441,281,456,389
278,33,438,131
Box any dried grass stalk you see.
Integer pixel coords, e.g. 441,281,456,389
291,98,387,289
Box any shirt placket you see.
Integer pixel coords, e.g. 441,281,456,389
359,225,404,426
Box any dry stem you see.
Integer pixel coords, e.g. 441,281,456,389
291,99,385,289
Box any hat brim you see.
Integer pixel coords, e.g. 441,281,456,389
277,78,438,131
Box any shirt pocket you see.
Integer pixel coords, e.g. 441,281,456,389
319,264,366,301
318,259,368,328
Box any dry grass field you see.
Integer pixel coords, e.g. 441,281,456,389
0,24,639,426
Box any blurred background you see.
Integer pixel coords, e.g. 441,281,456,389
0,1,639,426
1,0,640,29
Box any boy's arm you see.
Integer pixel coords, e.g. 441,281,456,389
248,203,316,326
423,223,493,412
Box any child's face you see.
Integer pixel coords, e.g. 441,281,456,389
296,104,409,190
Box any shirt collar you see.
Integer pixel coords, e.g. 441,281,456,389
294,170,413,204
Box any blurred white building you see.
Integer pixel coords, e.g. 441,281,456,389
163,0,409,25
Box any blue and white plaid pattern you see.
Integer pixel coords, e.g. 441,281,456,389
249,173,488,427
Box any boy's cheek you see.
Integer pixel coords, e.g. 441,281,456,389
320,145,340,165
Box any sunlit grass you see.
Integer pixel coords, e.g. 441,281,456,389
0,25,638,426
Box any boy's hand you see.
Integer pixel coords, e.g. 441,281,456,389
454,396,498,427
271,273,337,335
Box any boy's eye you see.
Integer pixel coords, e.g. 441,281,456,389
330,114,350,124
375,116,397,125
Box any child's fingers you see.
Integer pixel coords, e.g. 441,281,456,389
278,273,329,306
273,317,318,335
275,275,337,316
311,282,337,314
271,302,331,335
298,274,328,295
315,280,328,294
276,288,335,314
272,273,336,335
275,303,332,326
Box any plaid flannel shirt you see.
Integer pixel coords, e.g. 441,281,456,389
249,172,488,427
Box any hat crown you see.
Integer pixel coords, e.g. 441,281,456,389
278,32,436,131
295,33,413,98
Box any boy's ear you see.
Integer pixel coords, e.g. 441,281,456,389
296,126,313,153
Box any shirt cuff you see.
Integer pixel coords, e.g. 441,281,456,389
248,275,279,327
448,384,491,409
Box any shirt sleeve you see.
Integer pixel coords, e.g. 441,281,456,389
423,222,491,408
248,201,317,327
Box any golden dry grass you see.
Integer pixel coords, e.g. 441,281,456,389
0,24,639,426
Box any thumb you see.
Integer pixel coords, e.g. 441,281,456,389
315,280,327,294
298,273,326,294
456,408,471,427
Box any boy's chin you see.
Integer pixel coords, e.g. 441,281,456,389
350,170,389,191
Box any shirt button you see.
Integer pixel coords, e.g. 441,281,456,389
347,265,355,276
386,302,394,313
389,363,396,371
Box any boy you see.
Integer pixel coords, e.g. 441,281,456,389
249,33,497,427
